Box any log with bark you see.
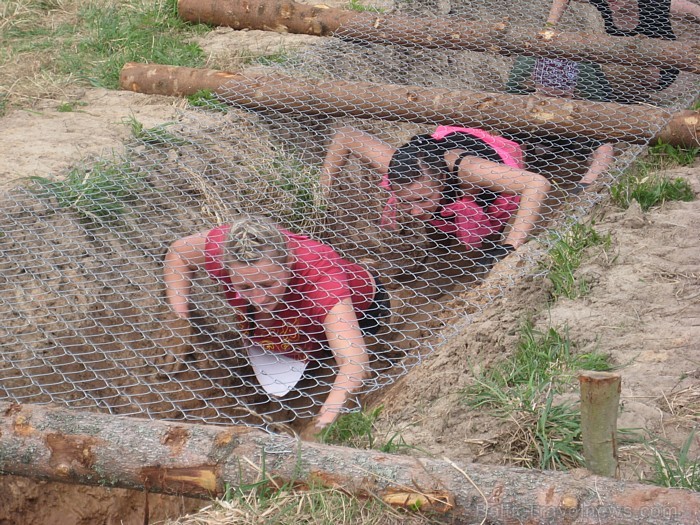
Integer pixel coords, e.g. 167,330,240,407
119,62,700,148
177,0,700,74
1,402,699,524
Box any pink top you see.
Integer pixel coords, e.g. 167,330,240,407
204,225,374,360
381,126,523,249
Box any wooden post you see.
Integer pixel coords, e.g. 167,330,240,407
579,371,622,478
119,62,698,147
177,0,700,74
2,401,700,524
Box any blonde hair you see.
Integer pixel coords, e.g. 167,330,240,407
223,215,289,268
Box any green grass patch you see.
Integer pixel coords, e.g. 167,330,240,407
610,141,697,211
543,222,611,300
60,0,207,88
649,430,700,492
217,448,423,523
317,406,412,453
463,320,612,470
347,0,386,13
257,150,325,233
647,141,700,168
56,101,87,112
125,115,190,147
611,173,694,212
186,89,229,113
245,51,297,67
218,483,419,524
4,0,208,94
30,160,150,225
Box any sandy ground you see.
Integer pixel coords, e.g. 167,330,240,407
373,163,700,478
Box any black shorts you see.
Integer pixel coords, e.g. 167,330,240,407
358,272,391,337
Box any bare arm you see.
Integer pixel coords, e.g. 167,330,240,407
163,232,208,320
449,152,551,249
321,125,396,195
671,0,700,19
545,0,571,26
315,298,370,428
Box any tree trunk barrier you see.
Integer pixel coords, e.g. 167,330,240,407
579,371,622,478
1,401,699,524
119,62,699,148
177,0,700,74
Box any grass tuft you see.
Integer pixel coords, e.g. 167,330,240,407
245,50,297,67
611,173,694,212
210,484,424,525
30,160,150,225
208,447,427,525
56,100,87,112
256,149,325,233
647,141,700,168
186,89,229,113
543,222,610,300
611,142,697,211
347,0,386,12
463,319,612,470
317,406,412,453
649,430,700,492
126,115,190,147
3,0,208,107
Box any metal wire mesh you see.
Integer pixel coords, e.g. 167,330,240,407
0,0,698,433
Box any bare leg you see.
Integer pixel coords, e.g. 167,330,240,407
580,143,614,186
503,175,552,249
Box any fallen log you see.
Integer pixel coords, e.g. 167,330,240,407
177,0,700,74
1,402,699,525
119,62,700,148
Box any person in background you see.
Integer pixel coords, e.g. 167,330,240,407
507,0,681,104
163,215,390,437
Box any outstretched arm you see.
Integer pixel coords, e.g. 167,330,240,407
314,298,370,430
163,232,207,320
321,125,396,195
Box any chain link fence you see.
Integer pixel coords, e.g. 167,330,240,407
0,0,698,432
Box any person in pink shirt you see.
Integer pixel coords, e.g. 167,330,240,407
163,215,389,436
322,125,612,269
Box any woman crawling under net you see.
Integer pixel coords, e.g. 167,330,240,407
321,125,614,271
163,215,390,438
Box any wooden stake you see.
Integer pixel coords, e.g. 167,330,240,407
579,371,622,478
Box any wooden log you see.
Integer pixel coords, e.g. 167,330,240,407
579,371,622,478
1,401,699,525
120,62,694,147
177,0,700,74
654,110,700,149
